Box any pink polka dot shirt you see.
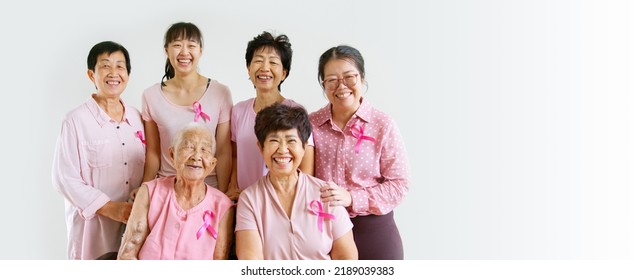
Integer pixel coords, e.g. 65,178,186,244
310,99,409,217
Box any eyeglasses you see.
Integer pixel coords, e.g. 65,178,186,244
322,74,359,90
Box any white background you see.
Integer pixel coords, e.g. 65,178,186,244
0,0,633,260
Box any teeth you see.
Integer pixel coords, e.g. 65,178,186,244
107,81,120,85
336,92,351,98
257,76,272,80
274,158,291,163
178,59,191,63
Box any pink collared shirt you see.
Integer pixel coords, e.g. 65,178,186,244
236,172,352,260
52,96,145,259
309,99,409,217
231,97,313,190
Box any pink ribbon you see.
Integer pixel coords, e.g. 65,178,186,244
135,130,146,145
193,101,211,122
309,200,335,232
350,124,376,153
196,210,217,240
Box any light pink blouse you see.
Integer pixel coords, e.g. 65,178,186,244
141,80,232,187
236,172,352,260
52,97,145,259
230,98,313,190
138,176,233,260
309,99,410,217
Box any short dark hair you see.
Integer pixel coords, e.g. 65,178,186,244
162,22,203,86
254,103,311,147
87,41,131,74
245,31,292,91
317,45,365,88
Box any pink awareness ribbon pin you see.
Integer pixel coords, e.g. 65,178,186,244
193,101,211,122
135,130,146,145
309,200,335,232
196,210,217,240
350,124,376,153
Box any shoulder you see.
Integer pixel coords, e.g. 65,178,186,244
63,103,87,121
240,176,269,199
144,176,172,198
123,104,142,116
206,185,232,206
362,103,398,130
282,98,304,108
300,172,326,191
309,105,330,124
62,100,94,124
209,79,231,94
369,106,394,121
234,98,254,110
142,83,162,96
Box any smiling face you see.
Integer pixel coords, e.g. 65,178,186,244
165,38,202,76
259,128,305,178
170,127,217,182
88,51,129,98
322,58,363,113
248,47,287,93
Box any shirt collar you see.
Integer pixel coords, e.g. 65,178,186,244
86,95,131,127
314,97,371,127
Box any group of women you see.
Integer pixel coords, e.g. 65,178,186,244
52,22,409,260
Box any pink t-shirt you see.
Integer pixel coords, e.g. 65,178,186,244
231,98,313,190
141,80,232,187
138,176,233,260
310,99,410,218
235,172,352,260
52,97,145,259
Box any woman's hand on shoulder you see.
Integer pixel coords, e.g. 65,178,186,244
320,181,351,207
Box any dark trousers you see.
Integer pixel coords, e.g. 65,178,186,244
351,211,404,260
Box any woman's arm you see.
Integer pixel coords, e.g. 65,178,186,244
299,144,315,176
347,120,410,215
141,120,161,183
213,206,235,260
215,121,232,193
225,141,241,200
96,201,132,224
236,230,264,260
330,230,358,260
117,185,150,260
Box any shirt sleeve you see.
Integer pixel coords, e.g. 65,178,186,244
306,133,315,147
141,90,153,122
235,191,257,232
218,85,233,124
349,119,410,215
51,117,110,220
331,205,353,240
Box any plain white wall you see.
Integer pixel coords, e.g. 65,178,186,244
1,0,633,259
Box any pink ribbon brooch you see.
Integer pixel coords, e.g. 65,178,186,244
135,130,146,146
196,210,217,240
309,200,335,232
193,101,211,122
350,124,376,153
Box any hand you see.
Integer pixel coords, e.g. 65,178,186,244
320,181,351,207
129,187,140,202
225,187,241,202
225,180,241,201
97,201,133,224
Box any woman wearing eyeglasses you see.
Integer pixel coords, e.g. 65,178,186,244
309,45,410,260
